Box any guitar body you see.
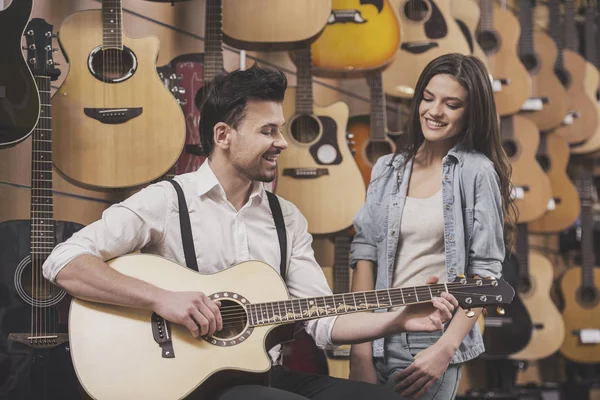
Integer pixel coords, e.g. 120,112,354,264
0,0,39,149
277,90,365,234
509,250,565,360
383,0,470,98
571,61,600,154
520,32,569,132
553,50,598,145
504,115,552,222
222,0,331,50
311,0,401,76
452,0,488,68
0,220,83,399
480,4,531,116
529,133,580,233
559,266,600,363
52,10,185,189
282,330,329,375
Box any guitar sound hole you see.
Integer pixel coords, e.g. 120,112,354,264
520,54,539,74
290,115,320,144
366,141,393,165
88,46,138,84
554,68,571,89
518,276,532,295
536,155,551,173
213,299,247,340
578,287,599,308
403,0,430,22
502,140,518,159
476,31,499,53
15,255,66,307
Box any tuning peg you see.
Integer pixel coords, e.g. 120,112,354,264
178,87,186,95
487,276,496,280
27,30,34,36
496,307,505,315
465,309,475,318
457,274,465,279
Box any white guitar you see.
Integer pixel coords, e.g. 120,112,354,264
68,254,514,399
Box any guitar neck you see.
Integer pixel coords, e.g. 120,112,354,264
204,0,224,82
584,1,597,66
295,47,314,115
333,235,351,294
518,0,535,58
578,167,596,289
516,223,530,280
102,0,123,50
548,0,565,70
478,0,494,34
367,72,387,142
31,75,56,262
563,0,578,53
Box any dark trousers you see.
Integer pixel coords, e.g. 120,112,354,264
216,366,404,400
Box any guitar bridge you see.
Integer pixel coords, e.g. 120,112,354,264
7,333,68,349
84,107,142,124
151,313,175,358
282,168,329,179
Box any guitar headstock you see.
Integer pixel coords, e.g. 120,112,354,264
158,65,186,106
24,18,61,80
450,275,515,311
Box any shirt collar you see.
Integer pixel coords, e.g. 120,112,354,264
195,161,265,203
388,141,467,169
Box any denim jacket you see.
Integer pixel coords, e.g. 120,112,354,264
350,144,505,364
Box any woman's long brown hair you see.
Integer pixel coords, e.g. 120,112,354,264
395,53,517,251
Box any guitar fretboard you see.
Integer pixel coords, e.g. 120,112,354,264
564,0,578,52
548,0,565,71
518,0,535,58
31,75,55,264
295,48,314,115
578,171,595,289
478,0,494,35
102,0,123,50
584,2,597,67
367,72,387,142
333,235,351,294
204,0,223,82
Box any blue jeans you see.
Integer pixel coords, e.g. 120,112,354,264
375,332,462,400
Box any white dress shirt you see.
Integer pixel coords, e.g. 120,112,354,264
42,161,338,363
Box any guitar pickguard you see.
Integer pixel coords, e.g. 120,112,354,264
424,0,447,39
308,116,343,166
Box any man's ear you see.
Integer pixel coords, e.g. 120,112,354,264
213,122,231,151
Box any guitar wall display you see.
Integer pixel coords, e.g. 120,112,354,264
0,0,39,149
0,19,82,399
52,0,185,189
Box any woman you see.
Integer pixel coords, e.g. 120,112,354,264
349,53,516,399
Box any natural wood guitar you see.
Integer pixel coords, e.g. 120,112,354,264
277,48,365,235
311,0,401,77
68,253,514,399
52,0,185,189
501,115,552,223
529,133,580,233
517,0,569,132
222,0,331,51
548,0,597,146
559,167,600,363
382,0,470,98
509,224,565,360
452,0,489,69
476,0,531,116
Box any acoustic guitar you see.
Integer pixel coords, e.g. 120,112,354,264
276,47,365,235
68,253,514,399
559,165,600,363
529,132,580,233
571,0,600,154
348,72,397,185
548,0,597,146
310,0,401,77
452,0,488,69
476,0,531,116
0,0,39,149
52,0,185,189
509,224,565,360
517,0,569,132
0,19,83,399
500,115,552,223
382,0,470,98
222,0,331,51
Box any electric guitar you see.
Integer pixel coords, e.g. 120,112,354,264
277,47,365,235
501,115,552,222
476,0,532,116
509,223,565,360
0,0,39,149
382,0,470,98
559,165,600,363
0,19,83,399
52,0,185,189
311,0,401,77
68,253,514,399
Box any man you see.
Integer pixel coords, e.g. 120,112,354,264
42,65,457,399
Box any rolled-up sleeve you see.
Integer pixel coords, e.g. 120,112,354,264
42,183,171,282
468,164,504,279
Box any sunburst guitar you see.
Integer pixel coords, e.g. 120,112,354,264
52,0,185,189
311,0,401,77
382,0,470,98
277,48,365,235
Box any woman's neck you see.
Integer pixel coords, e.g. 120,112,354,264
415,138,457,167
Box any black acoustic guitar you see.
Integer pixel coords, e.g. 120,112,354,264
0,19,82,399
0,0,40,149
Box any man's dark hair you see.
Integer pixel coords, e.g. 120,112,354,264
199,64,287,156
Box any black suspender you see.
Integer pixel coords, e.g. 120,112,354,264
167,180,287,280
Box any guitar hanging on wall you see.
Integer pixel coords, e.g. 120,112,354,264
0,19,83,399
52,0,185,189
0,0,40,149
